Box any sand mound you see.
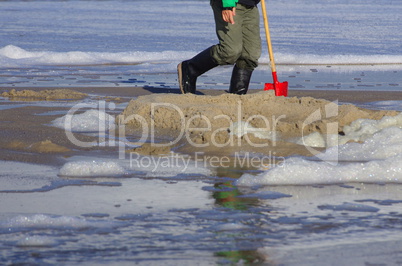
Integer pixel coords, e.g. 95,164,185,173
119,91,397,156
1,89,87,101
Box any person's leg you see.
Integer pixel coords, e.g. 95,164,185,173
178,1,259,94
210,0,244,66
177,0,230,94
229,65,253,95
177,46,218,94
229,5,261,94
237,4,261,71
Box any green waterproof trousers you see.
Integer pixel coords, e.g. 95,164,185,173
210,0,262,71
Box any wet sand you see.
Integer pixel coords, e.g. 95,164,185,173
1,86,401,167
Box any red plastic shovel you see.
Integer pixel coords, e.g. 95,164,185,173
261,0,288,96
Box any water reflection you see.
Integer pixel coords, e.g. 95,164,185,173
211,167,271,264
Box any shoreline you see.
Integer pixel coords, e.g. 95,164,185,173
2,86,402,103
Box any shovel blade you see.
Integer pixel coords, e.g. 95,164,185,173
264,81,288,97
275,81,288,97
264,83,275,91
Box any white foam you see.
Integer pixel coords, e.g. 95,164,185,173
52,109,115,132
0,45,194,68
4,214,98,229
325,127,402,161
298,113,402,148
342,113,402,142
1,214,120,237
58,155,213,179
236,154,402,186
1,45,401,71
237,113,402,186
58,160,126,177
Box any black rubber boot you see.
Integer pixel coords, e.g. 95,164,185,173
177,47,218,94
229,65,253,95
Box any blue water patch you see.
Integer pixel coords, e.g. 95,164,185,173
317,202,380,212
237,191,292,200
355,199,402,206
0,179,122,194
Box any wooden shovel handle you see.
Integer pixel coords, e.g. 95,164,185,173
260,0,276,73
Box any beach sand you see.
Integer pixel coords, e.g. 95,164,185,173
1,86,401,167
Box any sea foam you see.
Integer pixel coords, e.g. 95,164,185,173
0,45,194,68
2,214,116,230
298,112,402,148
59,160,126,177
236,113,402,186
58,154,213,179
52,109,115,132
1,45,401,71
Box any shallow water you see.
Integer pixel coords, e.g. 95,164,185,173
2,158,402,265
1,64,402,92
